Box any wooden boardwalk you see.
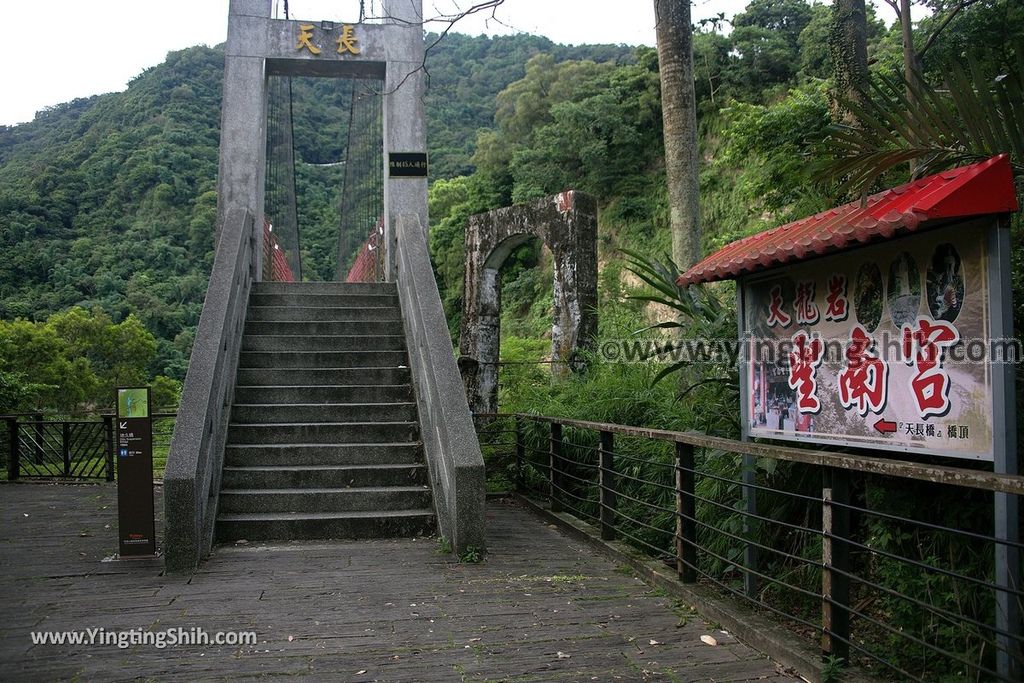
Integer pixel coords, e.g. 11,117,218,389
0,482,799,682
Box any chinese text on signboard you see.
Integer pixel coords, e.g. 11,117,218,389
743,222,1001,460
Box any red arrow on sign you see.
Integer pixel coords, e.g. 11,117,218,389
873,419,897,434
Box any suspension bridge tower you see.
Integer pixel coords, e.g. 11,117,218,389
165,0,485,573
216,0,428,279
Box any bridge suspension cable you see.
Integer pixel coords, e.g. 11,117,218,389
336,78,384,281
264,73,302,281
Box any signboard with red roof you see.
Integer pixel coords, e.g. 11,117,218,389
678,155,1019,462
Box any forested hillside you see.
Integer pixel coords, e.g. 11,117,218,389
0,0,1020,419
0,32,631,410
2,3,1020,675
431,0,1022,375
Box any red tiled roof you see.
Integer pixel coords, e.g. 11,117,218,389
677,155,1019,286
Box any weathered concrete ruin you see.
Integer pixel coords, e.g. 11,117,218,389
459,191,598,415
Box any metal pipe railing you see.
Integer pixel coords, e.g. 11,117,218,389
473,412,1024,683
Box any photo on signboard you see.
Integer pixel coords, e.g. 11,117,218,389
854,262,883,332
117,388,149,418
750,360,814,434
927,243,964,322
887,251,922,328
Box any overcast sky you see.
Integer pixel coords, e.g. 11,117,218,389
0,0,901,127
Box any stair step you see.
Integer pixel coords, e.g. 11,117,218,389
218,486,432,513
241,334,406,351
227,422,419,445
249,293,398,308
244,320,405,336
215,279,430,546
236,367,410,386
230,402,416,424
215,509,435,542
251,282,396,295
238,350,409,368
247,306,400,322
233,384,413,405
222,464,427,488
224,442,423,466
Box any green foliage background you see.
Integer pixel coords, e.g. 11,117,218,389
0,34,630,409
0,1,1021,678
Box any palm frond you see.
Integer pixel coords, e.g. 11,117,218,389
824,55,1024,197
621,250,739,386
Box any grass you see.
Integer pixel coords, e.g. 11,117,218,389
458,546,483,563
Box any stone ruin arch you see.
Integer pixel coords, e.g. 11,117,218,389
459,191,598,415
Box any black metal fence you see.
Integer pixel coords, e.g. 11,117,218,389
3,412,178,481
474,412,1024,683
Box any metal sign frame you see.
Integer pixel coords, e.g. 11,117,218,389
737,217,1019,676
737,219,1006,462
115,385,156,557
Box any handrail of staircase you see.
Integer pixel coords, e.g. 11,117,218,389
164,207,258,572
394,213,486,553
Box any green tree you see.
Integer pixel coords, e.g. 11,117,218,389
0,318,91,413
732,0,815,89
428,175,500,333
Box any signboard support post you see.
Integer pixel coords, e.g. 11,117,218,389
821,467,851,661
115,387,157,558
989,221,1020,680
737,286,760,597
741,452,758,598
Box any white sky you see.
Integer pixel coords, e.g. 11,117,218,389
0,0,901,127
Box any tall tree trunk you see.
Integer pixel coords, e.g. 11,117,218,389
829,0,869,124
898,0,922,91
898,0,922,173
655,0,701,270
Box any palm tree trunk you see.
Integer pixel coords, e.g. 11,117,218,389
655,0,701,270
829,0,869,124
899,0,923,92
898,0,922,172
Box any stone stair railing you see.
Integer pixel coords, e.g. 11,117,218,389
164,207,258,572
394,213,486,554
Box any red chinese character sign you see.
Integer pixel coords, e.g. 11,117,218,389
742,222,997,461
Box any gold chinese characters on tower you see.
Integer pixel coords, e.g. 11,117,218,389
296,23,360,56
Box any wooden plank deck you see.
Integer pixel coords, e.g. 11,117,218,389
0,482,800,681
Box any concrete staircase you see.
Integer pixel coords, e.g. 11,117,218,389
214,281,435,543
